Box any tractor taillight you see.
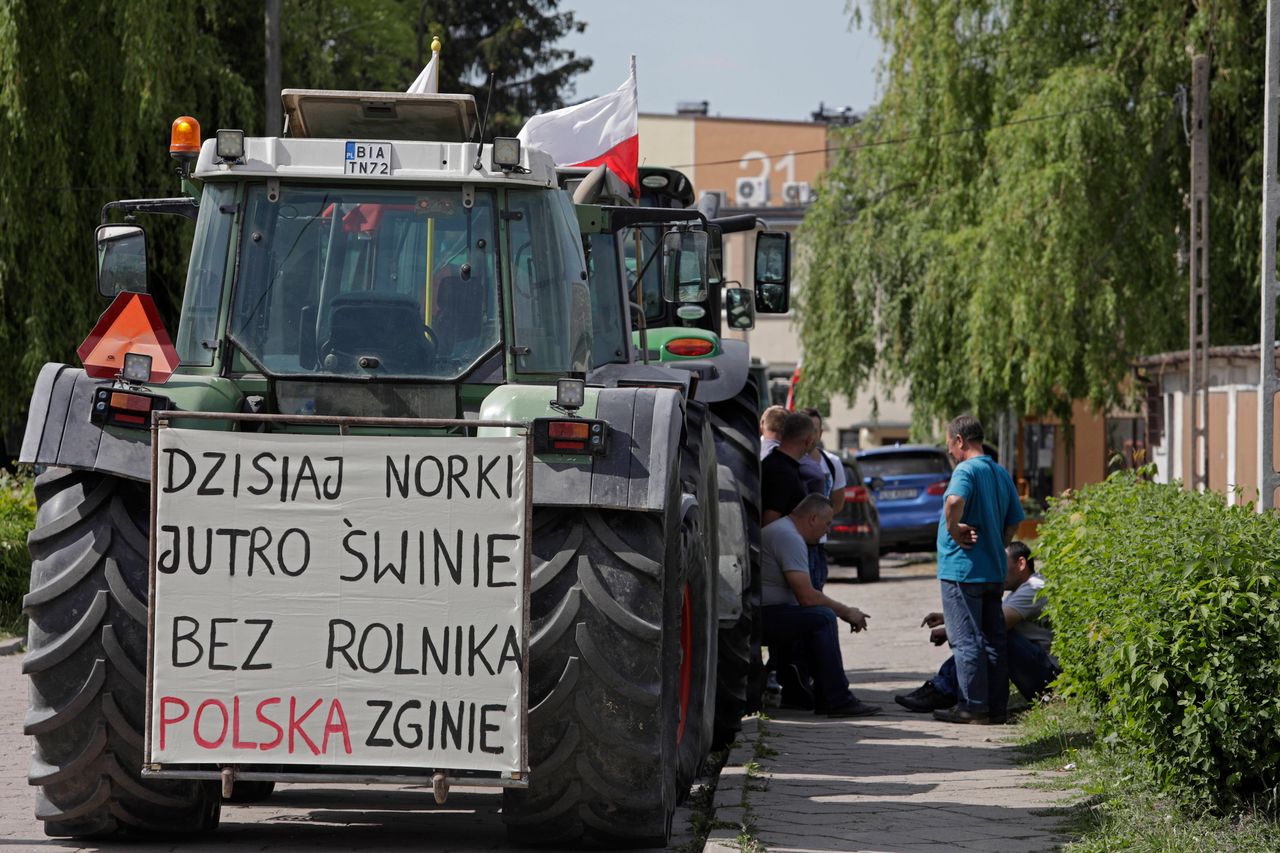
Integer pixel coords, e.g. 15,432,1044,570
90,386,170,429
533,418,608,455
664,338,715,357
170,116,201,159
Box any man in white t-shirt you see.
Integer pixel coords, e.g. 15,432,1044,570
762,494,880,717
896,541,1059,715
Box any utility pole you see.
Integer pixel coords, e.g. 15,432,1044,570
265,0,282,135
1260,2,1280,509
1188,54,1210,493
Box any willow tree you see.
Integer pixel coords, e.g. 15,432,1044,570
0,0,593,449
797,0,1265,435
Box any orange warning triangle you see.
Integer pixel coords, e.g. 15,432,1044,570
77,292,180,383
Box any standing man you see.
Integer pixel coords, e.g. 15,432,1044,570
932,415,1023,724
798,407,846,589
761,494,880,717
761,412,815,527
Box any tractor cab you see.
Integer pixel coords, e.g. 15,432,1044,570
94,90,622,421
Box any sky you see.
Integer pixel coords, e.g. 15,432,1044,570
556,1,884,122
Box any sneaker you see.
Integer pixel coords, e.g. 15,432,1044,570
932,706,991,725
894,681,957,713
824,698,883,718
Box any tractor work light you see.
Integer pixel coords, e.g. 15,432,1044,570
492,137,522,169
122,352,153,384
215,129,245,162
169,116,201,160
555,378,585,412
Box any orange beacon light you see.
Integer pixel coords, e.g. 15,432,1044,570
169,116,201,160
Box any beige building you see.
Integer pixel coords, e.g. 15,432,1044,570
638,110,911,453
1136,345,1280,504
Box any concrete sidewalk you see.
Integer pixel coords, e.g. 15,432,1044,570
706,559,1074,853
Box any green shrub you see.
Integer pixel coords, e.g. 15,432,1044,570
1037,471,1280,811
0,469,35,636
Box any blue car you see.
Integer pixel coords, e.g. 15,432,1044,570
855,444,953,554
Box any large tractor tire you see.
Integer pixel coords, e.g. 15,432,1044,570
23,468,221,838
503,490,715,846
708,379,764,743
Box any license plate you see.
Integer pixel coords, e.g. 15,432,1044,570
344,141,392,176
879,488,917,501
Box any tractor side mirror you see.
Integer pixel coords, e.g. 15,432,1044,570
724,286,755,331
662,229,709,304
753,230,790,314
96,224,149,298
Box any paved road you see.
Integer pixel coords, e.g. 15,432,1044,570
731,555,1073,853
0,652,694,852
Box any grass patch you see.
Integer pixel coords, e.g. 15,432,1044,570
0,468,34,637
1017,698,1280,852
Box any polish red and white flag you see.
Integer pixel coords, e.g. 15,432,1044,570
517,58,638,194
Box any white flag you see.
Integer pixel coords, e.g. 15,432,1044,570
408,43,440,94
517,58,639,194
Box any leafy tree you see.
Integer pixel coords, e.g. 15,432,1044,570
0,0,591,448
797,0,1264,435
410,0,592,138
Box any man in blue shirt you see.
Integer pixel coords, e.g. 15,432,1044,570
933,414,1024,724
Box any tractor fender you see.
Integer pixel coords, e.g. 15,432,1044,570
20,364,151,482
687,339,750,404
479,384,685,513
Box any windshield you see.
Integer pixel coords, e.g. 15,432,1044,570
229,184,499,379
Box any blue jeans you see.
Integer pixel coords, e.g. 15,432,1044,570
762,604,852,710
938,580,1008,715
932,630,1059,701
808,544,828,590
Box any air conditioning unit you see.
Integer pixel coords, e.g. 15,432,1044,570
782,181,814,205
735,177,768,207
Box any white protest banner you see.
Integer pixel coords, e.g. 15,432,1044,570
146,429,528,775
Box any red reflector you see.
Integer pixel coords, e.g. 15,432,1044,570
549,421,590,440
113,412,147,425
110,392,152,412
664,337,715,357
925,480,949,496
845,485,870,503
552,440,587,450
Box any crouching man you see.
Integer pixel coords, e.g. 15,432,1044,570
896,541,1059,719
762,494,881,717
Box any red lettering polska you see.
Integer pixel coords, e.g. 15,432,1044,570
158,695,349,756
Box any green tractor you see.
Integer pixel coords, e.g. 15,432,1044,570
558,163,792,748
18,89,736,846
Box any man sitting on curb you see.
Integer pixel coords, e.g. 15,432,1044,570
896,541,1060,716
762,493,881,717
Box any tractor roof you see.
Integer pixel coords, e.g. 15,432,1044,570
191,88,557,186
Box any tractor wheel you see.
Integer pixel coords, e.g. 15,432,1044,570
677,400,719,782
503,497,714,847
23,468,220,838
709,379,764,736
